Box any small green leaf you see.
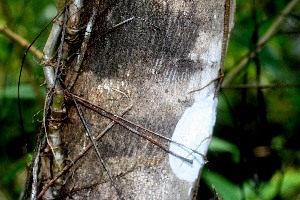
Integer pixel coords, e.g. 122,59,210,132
210,137,240,162
203,170,242,200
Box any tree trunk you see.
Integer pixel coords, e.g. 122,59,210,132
39,0,235,199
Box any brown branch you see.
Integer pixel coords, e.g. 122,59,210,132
0,25,43,59
222,0,300,86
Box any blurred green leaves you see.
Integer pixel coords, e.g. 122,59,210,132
203,171,242,200
200,0,300,199
0,0,54,199
210,137,241,163
1,84,37,99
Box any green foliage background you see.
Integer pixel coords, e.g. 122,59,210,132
0,0,54,198
0,0,299,199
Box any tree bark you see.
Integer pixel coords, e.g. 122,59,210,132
56,0,235,199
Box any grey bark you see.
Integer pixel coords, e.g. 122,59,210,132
59,0,235,199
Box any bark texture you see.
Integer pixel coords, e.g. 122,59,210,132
60,0,234,199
